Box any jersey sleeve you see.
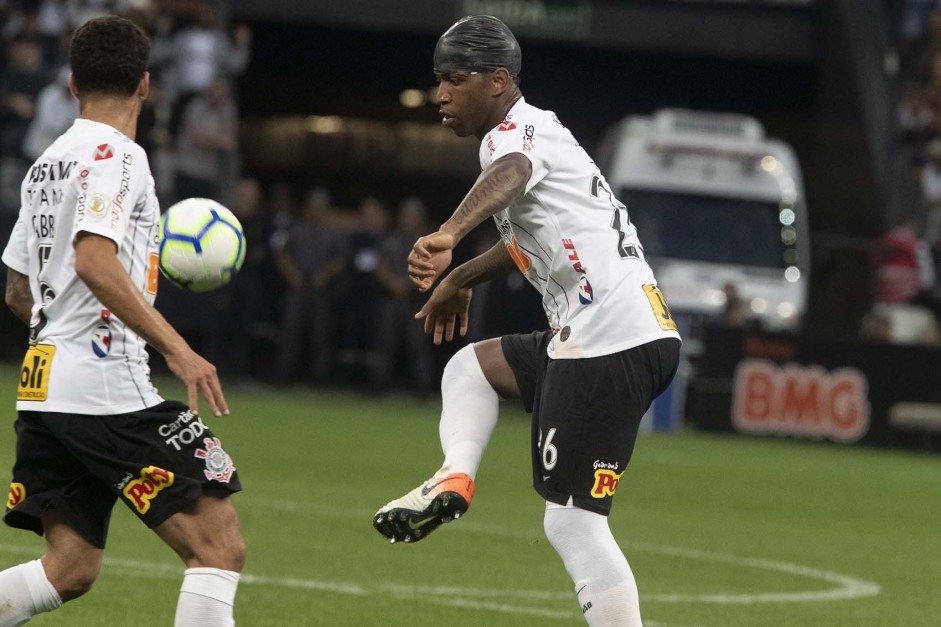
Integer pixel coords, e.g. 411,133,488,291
487,116,551,194
73,144,145,248
1,212,29,274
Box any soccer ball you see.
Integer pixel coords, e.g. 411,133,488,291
158,198,246,292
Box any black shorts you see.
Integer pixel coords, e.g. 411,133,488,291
4,400,241,548
502,332,680,515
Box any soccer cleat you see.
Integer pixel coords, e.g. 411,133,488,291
373,473,475,544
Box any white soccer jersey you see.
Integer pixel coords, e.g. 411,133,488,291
481,98,681,359
2,118,164,414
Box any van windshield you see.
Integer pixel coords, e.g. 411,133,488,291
621,188,787,268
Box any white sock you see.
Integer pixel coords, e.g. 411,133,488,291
544,503,642,627
0,559,63,627
434,344,500,481
174,567,240,627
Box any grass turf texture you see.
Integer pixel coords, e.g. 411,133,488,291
0,363,938,626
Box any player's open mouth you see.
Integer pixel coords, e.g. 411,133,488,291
440,111,456,127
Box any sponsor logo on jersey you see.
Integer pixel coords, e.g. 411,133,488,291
123,466,174,514
76,167,90,220
732,359,870,442
94,144,114,160
159,409,209,451
486,134,496,156
562,238,594,305
91,324,111,358
17,344,55,401
497,120,516,131
6,482,25,509
578,275,594,304
110,153,133,232
505,236,532,273
195,437,235,483
591,468,623,498
522,124,535,151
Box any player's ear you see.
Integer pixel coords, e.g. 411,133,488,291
490,68,511,96
138,72,150,101
68,73,79,99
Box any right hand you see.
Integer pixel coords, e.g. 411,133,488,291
408,231,456,291
164,344,229,417
415,277,472,345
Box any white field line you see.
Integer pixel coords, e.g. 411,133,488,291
252,496,881,604
0,542,692,626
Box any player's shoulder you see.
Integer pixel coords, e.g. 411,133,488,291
70,119,148,166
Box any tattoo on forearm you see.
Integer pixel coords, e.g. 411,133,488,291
6,271,33,324
452,159,529,228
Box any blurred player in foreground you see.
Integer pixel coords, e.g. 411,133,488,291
0,17,244,626
373,15,681,626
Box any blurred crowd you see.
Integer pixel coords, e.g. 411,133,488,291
0,0,545,391
160,182,546,393
1,0,249,220
861,0,941,345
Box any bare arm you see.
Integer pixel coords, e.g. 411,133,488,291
5,268,33,325
74,232,228,416
448,241,517,289
440,152,532,244
408,153,531,291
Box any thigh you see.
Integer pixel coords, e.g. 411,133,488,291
498,330,553,406
41,402,242,532
531,339,680,516
5,412,117,548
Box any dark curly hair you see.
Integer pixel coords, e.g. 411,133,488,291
69,16,150,98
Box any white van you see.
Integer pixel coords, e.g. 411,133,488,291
598,108,810,332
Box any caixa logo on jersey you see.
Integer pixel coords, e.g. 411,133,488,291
91,324,111,357
732,359,870,443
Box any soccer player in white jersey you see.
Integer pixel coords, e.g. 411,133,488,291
373,15,681,626
0,17,244,626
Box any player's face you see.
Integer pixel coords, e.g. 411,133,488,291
434,71,492,139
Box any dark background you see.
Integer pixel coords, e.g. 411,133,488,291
228,0,899,338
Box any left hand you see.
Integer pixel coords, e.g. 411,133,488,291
415,277,472,344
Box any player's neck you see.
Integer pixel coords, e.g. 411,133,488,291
79,97,142,141
479,90,523,140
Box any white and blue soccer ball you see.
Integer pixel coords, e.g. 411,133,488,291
158,197,246,292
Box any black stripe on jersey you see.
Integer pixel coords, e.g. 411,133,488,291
510,220,571,324
515,239,568,325
121,193,150,404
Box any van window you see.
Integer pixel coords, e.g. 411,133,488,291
621,188,788,269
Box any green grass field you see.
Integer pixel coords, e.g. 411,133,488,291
1,363,939,626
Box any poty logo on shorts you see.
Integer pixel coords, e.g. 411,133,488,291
6,482,25,509
123,466,174,514
590,468,623,498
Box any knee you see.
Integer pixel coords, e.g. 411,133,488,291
192,521,246,572
192,509,247,572
44,555,101,602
